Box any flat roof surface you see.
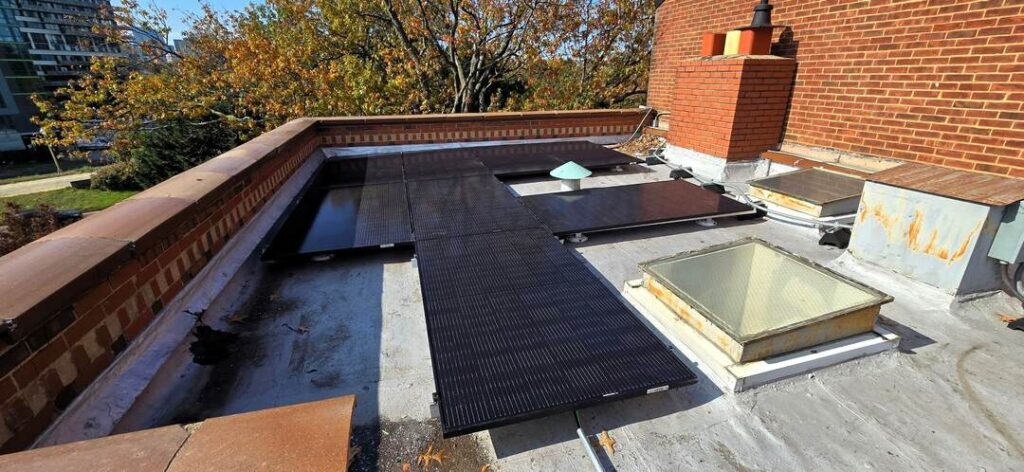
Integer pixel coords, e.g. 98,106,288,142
98,154,1024,471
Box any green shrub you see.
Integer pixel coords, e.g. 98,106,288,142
129,121,239,188
88,121,239,191
90,161,141,190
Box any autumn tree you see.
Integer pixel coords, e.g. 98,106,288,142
376,0,553,113
34,0,413,157
32,0,655,174
523,0,654,109
370,0,653,113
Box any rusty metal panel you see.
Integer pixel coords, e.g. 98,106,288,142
868,162,1024,206
849,181,1004,294
0,425,189,472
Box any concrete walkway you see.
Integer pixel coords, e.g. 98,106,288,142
0,172,92,197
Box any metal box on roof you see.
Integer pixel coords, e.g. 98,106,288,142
748,168,864,217
989,202,1024,264
641,238,892,363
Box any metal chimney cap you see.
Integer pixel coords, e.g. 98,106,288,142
749,0,774,28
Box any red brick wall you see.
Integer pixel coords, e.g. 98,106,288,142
669,56,796,160
650,0,1024,176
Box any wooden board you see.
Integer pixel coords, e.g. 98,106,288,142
869,162,1024,206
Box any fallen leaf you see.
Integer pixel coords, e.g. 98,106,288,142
479,465,491,472
999,314,1018,323
347,445,361,465
415,444,431,468
226,312,246,323
416,443,446,469
401,463,411,472
598,430,617,455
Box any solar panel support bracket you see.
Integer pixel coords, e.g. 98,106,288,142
567,232,589,243
430,392,440,419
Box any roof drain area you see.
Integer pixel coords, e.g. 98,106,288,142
623,238,900,392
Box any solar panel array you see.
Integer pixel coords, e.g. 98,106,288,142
265,141,635,258
261,141,754,436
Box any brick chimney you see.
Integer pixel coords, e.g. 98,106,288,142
668,56,796,162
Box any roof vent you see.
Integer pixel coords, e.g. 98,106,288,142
749,0,774,28
550,161,592,191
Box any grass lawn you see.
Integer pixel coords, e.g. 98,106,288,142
0,188,136,212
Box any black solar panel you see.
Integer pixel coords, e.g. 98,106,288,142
477,152,563,177
415,228,593,302
403,149,491,181
512,140,637,169
471,141,634,175
406,174,517,208
406,176,541,240
320,154,405,186
416,229,697,436
263,182,412,258
522,180,753,235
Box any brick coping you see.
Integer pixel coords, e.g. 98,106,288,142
0,396,356,472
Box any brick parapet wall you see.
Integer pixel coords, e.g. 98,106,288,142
668,56,796,160
0,118,319,452
650,0,1024,176
317,109,649,146
0,109,642,452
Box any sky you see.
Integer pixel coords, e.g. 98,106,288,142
113,0,258,41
